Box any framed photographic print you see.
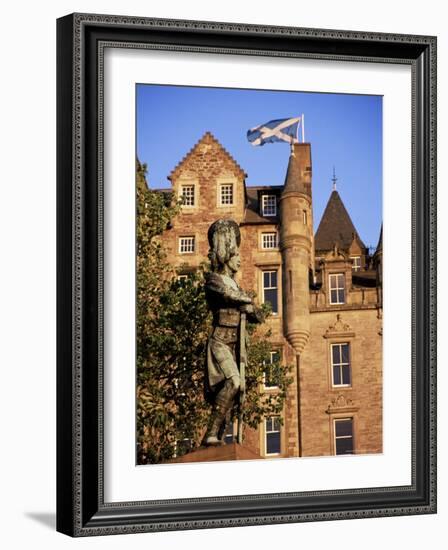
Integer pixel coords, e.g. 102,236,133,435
56,13,437,536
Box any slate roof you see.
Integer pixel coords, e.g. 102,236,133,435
243,185,282,225
314,190,365,252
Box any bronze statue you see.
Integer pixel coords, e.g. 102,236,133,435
204,219,263,446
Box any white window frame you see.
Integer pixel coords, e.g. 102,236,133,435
261,232,278,249
330,342,351,387
180,184,195,207
262,270,279,314
265,416,281,456
351,256,361,271
263,350,281,389
261,194,277,217
329,273,345,304
179,236,195,254
219,183,234,206
334,418,354,456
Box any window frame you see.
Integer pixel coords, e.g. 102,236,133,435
264,416,281,456
261,194,277,217
219,183,234,206
262,269,279,315
330,342,352,388
178,236,196,254
179,183,196,207
329,273,346,304
261,231,278,250
263,350,281,389
334,417,355,456
351,256,361,272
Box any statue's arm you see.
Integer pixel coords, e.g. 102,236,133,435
206,273,251,305
240,303,265,324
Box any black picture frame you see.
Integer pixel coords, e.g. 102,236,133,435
57,13,437,537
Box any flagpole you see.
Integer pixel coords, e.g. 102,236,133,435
302,113,305,142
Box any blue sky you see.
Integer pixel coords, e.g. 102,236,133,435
136,85,382,249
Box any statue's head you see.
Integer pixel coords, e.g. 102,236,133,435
208,219,241,273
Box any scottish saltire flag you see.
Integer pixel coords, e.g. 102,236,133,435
247,117,301,146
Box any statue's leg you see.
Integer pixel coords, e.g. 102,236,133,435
205,375,240,446
218,409,231,443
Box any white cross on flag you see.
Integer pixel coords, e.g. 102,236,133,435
247,117,301,146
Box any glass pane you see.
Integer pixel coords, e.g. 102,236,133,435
265,289,278,313
267,432,281,454
338,289,345,303
335,437,353,455
331,290,338,303
341,344,349,363
263,271,270,287
270,270,277,287
335,419,353,437
266,417,273,431
271,351,280,363
337,274,345,288
342,365,351,385
332,345,340,364
273,417,281,431
333,366,341,385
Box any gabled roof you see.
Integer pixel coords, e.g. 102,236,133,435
315,190,365,252
168,131,246,180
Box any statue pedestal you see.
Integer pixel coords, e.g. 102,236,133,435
169,442,261,463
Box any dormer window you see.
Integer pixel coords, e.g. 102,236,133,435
261,194,277,217
219,183,234,206
329,273,345,304
351,256,361,272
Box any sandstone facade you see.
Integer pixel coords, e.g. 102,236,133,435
156,132,382,459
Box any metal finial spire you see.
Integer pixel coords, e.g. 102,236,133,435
332,166,337,191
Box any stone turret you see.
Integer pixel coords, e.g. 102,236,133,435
279,143,313,354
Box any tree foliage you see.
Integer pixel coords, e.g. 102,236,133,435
136,160,293,464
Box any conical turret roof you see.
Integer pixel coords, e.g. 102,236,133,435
315,190,365,252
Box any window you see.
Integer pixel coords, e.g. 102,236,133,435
265,416,281,455
264,350,280,388
180,184,195,206
179,236,195,254
329,273,345,304
331,343,351,386
351,256,361,271
262,270,278,314
177,274,188,282
261,194,277,216
334,418,354,455
261,232,278,249
219,183,234,205
303,210,307,225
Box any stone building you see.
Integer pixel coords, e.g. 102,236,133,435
156,131,382,459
